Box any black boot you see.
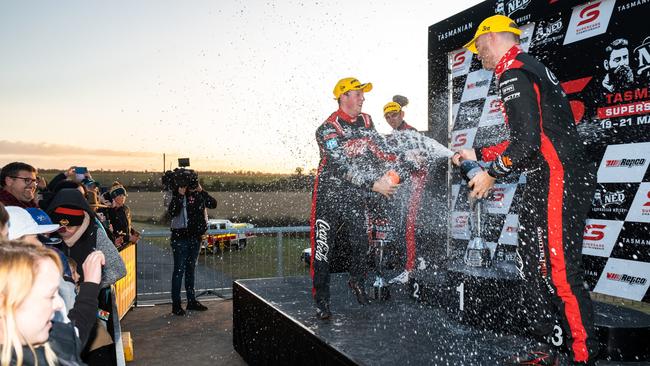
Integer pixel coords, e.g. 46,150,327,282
315,300,331,320
348,279,371,305
186,300,208,311
172,304,186,316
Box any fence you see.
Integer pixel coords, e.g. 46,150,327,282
137,226,311,303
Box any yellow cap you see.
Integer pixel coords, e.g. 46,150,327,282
383,101,402,115
463,15,521,53
333,77,373,99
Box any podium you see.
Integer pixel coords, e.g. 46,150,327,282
410,261,650,362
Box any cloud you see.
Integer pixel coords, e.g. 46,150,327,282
0,140,158,158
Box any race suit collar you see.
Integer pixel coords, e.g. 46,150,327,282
336,108,358,124
494,44,523,80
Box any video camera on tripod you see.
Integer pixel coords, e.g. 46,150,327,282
162,158,199,191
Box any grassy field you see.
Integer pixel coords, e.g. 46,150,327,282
127,191,310,224
38,170,292,187
140,225,310,280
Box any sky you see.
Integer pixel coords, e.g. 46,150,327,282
0,0,482,173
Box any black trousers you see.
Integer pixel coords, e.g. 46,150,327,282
517,163,598,363
310,186,368,304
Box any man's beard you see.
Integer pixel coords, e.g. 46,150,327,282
610,64,634,90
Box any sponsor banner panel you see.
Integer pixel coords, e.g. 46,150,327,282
581,219,623,258
593,258,650,301
589,183,636,220
597,142,650,183
625,182,650,223
439,0,650,302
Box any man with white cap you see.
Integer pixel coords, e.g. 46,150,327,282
6,205,60,245
310,77,400,320
454,14,598,364
383,99,427,285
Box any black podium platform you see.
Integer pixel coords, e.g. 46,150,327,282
232,274,650,365
411,262,650,363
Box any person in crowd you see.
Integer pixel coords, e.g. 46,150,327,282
310,77,400,320
457,14,598,364
5,206,59,245
0,203,9,240
46,188,124,363
46,188,125,289
0,240,85,366
105,182,139,248
0,162,39,209
86,190,113,241
168,181,217,315
7,205,104,349
383,98,429,285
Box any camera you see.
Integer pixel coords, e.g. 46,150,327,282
162,158,199,191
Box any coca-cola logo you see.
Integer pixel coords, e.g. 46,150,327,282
314,219,330,262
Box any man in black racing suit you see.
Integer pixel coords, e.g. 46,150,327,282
455,15,598,364
310,77,399,320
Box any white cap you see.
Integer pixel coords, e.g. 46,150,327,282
6,206,60,240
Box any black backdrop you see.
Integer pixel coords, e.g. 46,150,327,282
427,0,650,303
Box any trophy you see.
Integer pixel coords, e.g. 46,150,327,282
464,197,492,267
458,159,492,267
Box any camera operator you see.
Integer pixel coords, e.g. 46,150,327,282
167,171,217,316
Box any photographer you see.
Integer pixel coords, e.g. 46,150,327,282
167,171,217,316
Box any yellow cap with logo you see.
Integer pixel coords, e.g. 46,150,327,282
333,77,373,99
463,14,521,54
383,101,402,115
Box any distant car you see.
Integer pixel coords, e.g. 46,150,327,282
301,248,311,266
201,219,255,252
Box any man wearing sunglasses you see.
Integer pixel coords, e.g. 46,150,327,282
0,162,39,208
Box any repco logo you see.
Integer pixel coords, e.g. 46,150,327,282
452,51,466,68
583,224,606,241
606,272,647,285
605,159,646,168
314,219,330,262
577,2,601,26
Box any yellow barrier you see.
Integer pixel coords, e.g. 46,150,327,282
122,331,134,361
114,243,137,320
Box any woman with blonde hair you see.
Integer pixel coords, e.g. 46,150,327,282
0,240,84,365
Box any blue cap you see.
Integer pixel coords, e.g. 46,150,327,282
25,208,56,225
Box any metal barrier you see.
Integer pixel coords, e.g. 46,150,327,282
137,226,311,303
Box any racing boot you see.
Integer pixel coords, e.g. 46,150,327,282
348,279,371,305
388,270,411,285
315,300,331,320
